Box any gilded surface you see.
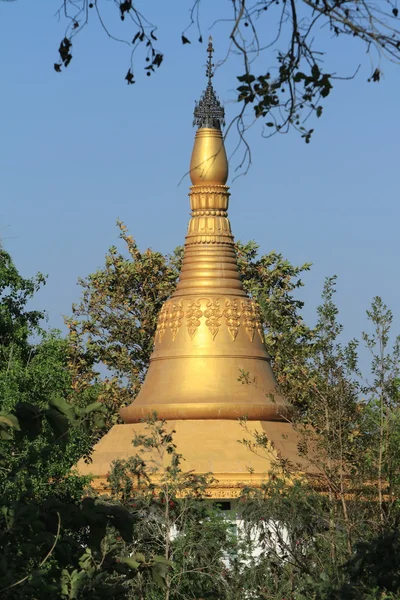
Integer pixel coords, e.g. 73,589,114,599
119,123,289,424
241,299,257,342
168,301,184,341
224,299,241,341
186,300,203,339
156,304,169,343
189,128,228,185
155,297,268,345
84,477,261,498
204,299,222,340
76,421,303,499
189,185,230,211
78,47,298,500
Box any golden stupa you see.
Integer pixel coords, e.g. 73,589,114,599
77,39,299,498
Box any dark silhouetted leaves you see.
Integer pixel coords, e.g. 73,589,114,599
125,69,135,84
58,37,72,68
369,67,381,82
119,0,132,20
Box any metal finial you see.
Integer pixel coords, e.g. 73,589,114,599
193,36,225,130
206,36,214,83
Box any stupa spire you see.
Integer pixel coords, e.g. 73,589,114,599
193,37,225,130
119,41,289,424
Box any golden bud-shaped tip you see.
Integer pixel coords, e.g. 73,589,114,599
190,128,228,185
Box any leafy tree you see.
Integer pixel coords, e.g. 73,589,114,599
234,280,400,600
0,246,45,364
0,247,144,598
66,221,184,422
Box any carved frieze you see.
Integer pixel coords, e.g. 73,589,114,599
156,297,264,344
186,213,233,245
223,299,241,341
189,185,230,212
168,301,184,341
185,235,233,245
186,300,203,339
156,304,169,342
191,209,227,217
241,299,256,342
90,475,265,497
255,304,264,343
240,300,263,342
204,299,222,340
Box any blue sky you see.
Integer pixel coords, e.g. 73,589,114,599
1,1,399,366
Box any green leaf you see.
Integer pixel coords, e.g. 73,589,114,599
83,401,107,414
49,397,77,422
15,402,42,439
152,564,167,589
15,401,40,420
93,416,106,429
70,569,87,598
119,556,140,569
153,555,174,567
0,413,20,431
132,552,146,563
46,408,70,441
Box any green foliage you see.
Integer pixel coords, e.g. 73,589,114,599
236,240,315,403
0,247,140,598
233,281,400,600
0,331,105,500
66,221,183,421
0,247,46,362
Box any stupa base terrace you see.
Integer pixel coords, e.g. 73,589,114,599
76,419,301,498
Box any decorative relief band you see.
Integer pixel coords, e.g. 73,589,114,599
168,301,184,341
204,299,222,340
156,304,169,342
185,235,234,245
223,299,241,341
191,209,227,217
187,216,232,237
189,186,230,211
190,184,229,192
241,299,264,343
186,300,203,339
156,297,264,343
91,476,266,497
241,299,256,342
